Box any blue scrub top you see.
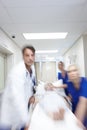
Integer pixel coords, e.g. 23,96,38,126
67,77,87,112
58,72,68,84
58,72,68,95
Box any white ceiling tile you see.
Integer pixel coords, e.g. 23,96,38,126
1,0,87,7
5,4,87,24
0,7,13,24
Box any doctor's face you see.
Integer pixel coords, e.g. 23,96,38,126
23,48,35,67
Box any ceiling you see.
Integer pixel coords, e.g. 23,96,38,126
0,0,87,60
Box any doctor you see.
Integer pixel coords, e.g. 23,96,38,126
0,45,36,130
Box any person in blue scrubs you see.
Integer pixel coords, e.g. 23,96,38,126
67,64,87,129
58,61,68,95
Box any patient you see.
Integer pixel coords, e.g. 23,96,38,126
28,82,85,130
29,91,84,130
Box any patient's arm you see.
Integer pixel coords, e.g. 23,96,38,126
47,108,65,120
44,83,67,91
53,108,65,120
52,84,67,89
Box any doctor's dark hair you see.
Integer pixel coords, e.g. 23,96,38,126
22,45,35,54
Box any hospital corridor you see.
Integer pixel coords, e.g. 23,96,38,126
0,0,87,130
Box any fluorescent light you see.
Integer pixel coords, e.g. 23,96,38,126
36,50,58,54
23,32,68,40
45,57,55,60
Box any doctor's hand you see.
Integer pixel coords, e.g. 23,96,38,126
53,108,65,120
29,96,35,104
24,123,30,130
24,125,29,130
24,126,29,130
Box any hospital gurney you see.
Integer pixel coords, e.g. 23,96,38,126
29,92,83,130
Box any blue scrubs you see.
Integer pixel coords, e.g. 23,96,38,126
67,77,87,127
58,72,68,95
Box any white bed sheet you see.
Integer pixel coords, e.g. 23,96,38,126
29,104,83,130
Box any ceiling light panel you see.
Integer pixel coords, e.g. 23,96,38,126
23,32,68,40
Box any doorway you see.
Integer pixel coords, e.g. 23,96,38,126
35,61,57,83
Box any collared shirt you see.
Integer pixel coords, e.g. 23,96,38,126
25,67,36,102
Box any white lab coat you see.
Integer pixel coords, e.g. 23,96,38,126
0,61,36,129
